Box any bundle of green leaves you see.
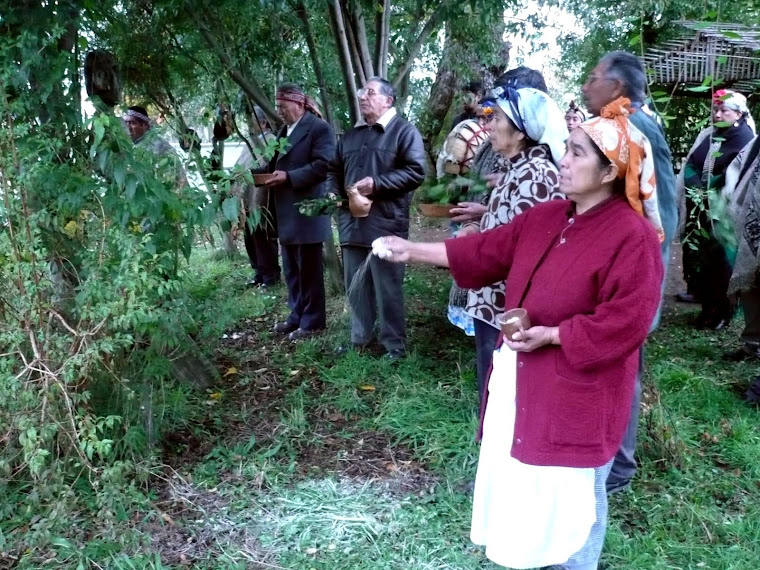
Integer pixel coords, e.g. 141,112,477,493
297,194,343,217
417,173,488,205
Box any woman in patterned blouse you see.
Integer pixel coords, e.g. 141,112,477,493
455,86,568,404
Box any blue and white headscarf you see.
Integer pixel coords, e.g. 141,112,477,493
490,86,568,166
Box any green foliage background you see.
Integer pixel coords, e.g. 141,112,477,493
3,0,760,565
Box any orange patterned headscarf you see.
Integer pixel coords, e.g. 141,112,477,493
579,97,664,242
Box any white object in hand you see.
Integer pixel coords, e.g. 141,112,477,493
506,316,520,324
371,237,392,260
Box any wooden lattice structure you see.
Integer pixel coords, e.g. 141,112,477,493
641,20,760,95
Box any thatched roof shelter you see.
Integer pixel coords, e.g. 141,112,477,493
641,20,760,95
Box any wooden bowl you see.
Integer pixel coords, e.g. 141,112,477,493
497,309,531,341
419,203,454,218
253,173,275,186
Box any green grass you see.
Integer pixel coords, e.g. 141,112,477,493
8,242,760,569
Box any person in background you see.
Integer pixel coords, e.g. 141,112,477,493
446,66,551,368
327,77,426,360
452,81,483,130
124,106,168,152
372,97,663,570
233,107,278,289
467,66,550,194
582,50,677,494
725,136,760,397
565,101,586,131
239,107,281,289
123,105,186,187
722,135,760,365
452,86,567,404
259,84,336,341
677,89,755,331
475,101,494,129
444,99,494,339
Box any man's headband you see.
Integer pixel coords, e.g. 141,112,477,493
275,90,322,118
276,91,307,105
125,109,150,123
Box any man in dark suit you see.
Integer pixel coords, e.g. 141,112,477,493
261,83,336,341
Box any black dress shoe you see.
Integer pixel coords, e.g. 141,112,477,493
259,279,281,288
273,321,298,335
723,345,760,361
334,343,371,356
712,318,730,331
675,292,698,303
289,328,321,341
384,348,406,361
745,375,760,403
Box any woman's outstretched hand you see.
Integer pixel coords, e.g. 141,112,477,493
504,326,559,352
372,236,411,263
450,201,487,222
371,237,450,267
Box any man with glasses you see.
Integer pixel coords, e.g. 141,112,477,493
327,77,426,360
582,51,678,495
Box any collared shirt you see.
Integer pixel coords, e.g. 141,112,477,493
354,106,397,129
286,117,302,137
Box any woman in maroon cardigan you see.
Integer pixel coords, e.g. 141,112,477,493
373,99,663,570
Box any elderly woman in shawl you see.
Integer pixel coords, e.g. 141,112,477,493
678,89,755,329
726,134,760,398
449,87,568,403
724,135,760,390
371,98,663,570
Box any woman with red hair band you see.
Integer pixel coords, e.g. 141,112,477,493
678,89,755,330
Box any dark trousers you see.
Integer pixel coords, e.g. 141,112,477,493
474,319,501,405
243,225,280,284
343,245,406,352
607,348,645,490
741,285,760,348
282,243,326,331
695,236,733,324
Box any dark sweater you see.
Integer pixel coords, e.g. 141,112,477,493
327,113,426,246
446,196,663,468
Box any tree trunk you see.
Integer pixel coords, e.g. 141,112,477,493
418,29,457,166
391,2,448,89
328,0,360,124
295,0,334,126
323,224,344,294
374,8,383,78
397,65,411,108
342,0,367,86
350,2,374,79
376,0,391,78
